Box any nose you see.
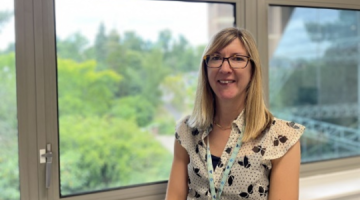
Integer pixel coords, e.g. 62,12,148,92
219,58,232,73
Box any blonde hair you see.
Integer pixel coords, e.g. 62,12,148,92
187,27,273,142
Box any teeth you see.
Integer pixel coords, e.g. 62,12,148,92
219,80,234,83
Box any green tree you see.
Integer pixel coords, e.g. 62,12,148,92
57,58,122,117
110,95,155,127
94,23,108,65
122,31,145,52
57,56,172,194
0,52,19,200
140,49,170,107
60,116,172,195
0,21,206,199
160,75,187,110
57,32,89,62
163,34,203,73
157,29,172,54
0,53,16,126
115,48,170,121
105,29,124,71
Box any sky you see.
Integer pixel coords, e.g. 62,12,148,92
0,0,348,61
0,0,14,50
54,0,210,46
0,0,213,50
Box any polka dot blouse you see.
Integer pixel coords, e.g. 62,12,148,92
175,111,305,200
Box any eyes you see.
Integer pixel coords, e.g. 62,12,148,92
209,55,222,61
209,54,248,62
204,54,251,69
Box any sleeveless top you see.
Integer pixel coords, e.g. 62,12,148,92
175,111,305,200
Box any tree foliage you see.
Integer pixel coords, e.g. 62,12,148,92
60,116,171,195
56,33,90,62
57,59,122,117
56,25,201,194
0,53,19,200
1,22,201,198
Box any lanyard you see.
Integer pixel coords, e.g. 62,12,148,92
206,130,243,200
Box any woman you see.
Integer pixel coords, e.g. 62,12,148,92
166,27,305,200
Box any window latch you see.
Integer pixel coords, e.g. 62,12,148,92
40,144,53,189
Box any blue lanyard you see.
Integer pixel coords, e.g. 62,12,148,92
206,130,243,199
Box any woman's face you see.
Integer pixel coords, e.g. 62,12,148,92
207,38,252,103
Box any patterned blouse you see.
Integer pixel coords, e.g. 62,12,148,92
175,111,305,200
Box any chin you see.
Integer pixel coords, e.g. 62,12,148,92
217,93,239,101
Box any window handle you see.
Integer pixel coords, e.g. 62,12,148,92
40,144,53,189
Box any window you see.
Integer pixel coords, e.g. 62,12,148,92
0,0,19,199
268,6,360,163
6,0,360,199
55,0,235,196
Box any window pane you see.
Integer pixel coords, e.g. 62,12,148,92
55,0,234,196
0,1,19,199
269,6,360,163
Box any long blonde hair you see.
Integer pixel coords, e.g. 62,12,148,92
187,27,273,142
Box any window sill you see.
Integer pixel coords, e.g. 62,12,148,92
299,168,360,200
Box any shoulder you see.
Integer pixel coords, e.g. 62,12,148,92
270,118,305,136
258,118,305,160
175,115,199,150
175,115,192,140
175,115,190,133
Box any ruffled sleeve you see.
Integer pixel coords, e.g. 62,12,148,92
261,118,305,160
174,115,191,151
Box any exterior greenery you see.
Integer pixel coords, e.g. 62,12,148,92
56,25,203,195
0,18,203,198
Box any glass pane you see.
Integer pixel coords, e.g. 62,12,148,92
0,0,19,199
55,0,234,196
269,6,360,163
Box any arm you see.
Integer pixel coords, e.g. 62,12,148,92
269,141,301,200
165,139,190,200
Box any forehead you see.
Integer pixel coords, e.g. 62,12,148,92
216,38,248,55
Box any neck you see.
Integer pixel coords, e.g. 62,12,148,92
214,98,245,127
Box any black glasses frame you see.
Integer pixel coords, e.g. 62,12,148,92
203,55,251,69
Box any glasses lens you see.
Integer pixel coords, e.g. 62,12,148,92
229,56,248,68
207,55,223,68
205,55,249,68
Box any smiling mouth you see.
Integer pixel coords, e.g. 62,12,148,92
218,80,235,84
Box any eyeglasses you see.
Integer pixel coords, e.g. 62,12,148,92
203,54,251,69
